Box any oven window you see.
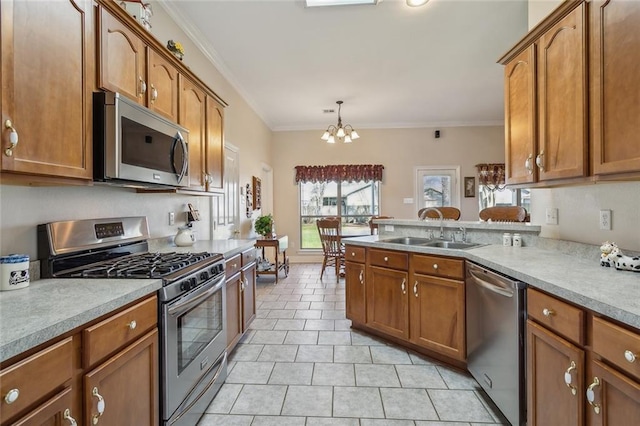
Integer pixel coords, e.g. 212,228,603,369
121,117,184,173
177,289,223,374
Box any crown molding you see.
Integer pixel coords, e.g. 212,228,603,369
272,119,504,132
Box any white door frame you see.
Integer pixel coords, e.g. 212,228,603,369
414,165,461,209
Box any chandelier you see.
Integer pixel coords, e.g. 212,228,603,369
320,100,360,144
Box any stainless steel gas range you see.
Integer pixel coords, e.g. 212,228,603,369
38,217,227,426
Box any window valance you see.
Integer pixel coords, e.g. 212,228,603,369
476,163,506,190
295,164,384,183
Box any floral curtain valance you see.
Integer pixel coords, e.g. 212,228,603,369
295,164,384,183
476,163,506,190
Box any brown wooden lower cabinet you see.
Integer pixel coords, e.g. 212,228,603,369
226,250,257,353
242,262,257,331
527,319,585,426
586,359,640,425
226,272,243,350
11,387,76,426
366,265,409,340
345,260,366,325
84,329,159,426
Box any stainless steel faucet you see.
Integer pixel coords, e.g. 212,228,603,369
419,207,444,239
458,226,467,243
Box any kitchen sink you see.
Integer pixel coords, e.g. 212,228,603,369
381,237,483,250
381,237,434,245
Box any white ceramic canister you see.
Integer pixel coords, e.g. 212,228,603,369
0,254,30,291
502,233,512,247
513,233,522,247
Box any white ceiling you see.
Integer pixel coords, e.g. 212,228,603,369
158,0,528,131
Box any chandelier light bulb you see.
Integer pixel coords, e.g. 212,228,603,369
336,127,345,138
344,134,352,143
321,130,331,141
327,135,336,144
320,100,359,144
350,129,360,140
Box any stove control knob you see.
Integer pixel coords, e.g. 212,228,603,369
180,281,188,292
190,278,197,289
200,271,209,281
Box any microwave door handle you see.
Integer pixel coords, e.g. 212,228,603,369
171,131,188,184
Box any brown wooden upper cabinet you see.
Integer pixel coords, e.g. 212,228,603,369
180,77,207,192
98,6,179,123
590,0,640,177
502,2,588,186
206,96,225,191
0,0,94,181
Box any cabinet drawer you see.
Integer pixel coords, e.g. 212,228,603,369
368,249,408,270
242,248,257,266
412,254,464,280
0,337,73,422
83,296,157,368
226,254,241,278
345,245,366,263
528,289,584,345
592,316,640,380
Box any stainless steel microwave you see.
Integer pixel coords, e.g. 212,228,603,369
93,92,189,187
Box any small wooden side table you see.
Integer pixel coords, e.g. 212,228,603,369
255,235,289,283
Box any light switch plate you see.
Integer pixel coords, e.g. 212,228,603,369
545,208,558,225
384,225,395,232
599,209,612,230
403,198,414,204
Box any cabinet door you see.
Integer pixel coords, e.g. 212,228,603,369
226,273,242,350
504,44,537,185
409,274,465,361
586,359,640,426
11,387,77,426
206,96,224,191
242,263,256,331
98,7,146,104
147,48,178,122
537,4,588,181
345,261,366,324
179,77,206,191
84,329,158,426
590,0,640,176
0,0,93,179
527,320,584,426
366,266,409,340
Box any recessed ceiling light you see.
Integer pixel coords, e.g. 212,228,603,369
305,0,379,7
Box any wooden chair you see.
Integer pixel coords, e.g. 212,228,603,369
316,218,345,280
417,207,461,220
369,215,393,235
479,206,527,222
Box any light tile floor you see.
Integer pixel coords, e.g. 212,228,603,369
199,264,509,426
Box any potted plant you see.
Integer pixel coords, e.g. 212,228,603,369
254,214,274,238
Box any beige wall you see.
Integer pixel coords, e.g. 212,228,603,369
0,2,272,258
528,0,563,29
272,126,505,259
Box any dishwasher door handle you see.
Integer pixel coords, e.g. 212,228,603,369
468,269,514,298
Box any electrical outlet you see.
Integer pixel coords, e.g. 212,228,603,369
545,208,558,225
384,225,395,232
168,212,175,226
599,209,612,230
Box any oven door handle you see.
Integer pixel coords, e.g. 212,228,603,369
168,277,224,317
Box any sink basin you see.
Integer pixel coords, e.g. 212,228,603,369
423,241,483,249
381,237,433,245
381,237,483,250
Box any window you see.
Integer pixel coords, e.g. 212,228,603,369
479,186,530,212
415,166,460,210
299,180,380,249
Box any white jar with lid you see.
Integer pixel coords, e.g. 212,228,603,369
513,233,522,247
502,233,512,246
1,254,30,291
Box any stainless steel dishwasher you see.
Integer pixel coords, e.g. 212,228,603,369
466,262,526,426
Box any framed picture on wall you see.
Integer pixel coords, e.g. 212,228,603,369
253,176,262,210
464,177,476,198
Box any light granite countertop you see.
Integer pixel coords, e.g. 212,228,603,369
345,236,640,330
0,239,257,364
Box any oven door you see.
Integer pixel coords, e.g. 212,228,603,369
162,275,227,422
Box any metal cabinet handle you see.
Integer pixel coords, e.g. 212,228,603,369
150,84,158,102
139,76,147,97
384,256,389,262
525,154,533,174
351,252,356,257
358,270,364,285
4,388,19,404
92,387,106,424
401,278,406,294
586,377,601,414
63,408,78,426
433,264,438,270
4,120,19,157
413,281,418,298
542,308,555,317
625,350,637,363
536,150,545,172
564,360,577,395
127,320,137,330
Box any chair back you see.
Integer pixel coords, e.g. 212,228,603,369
417,207,461,220
479,206,526,222
369,216,393,235
316,219,342,256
